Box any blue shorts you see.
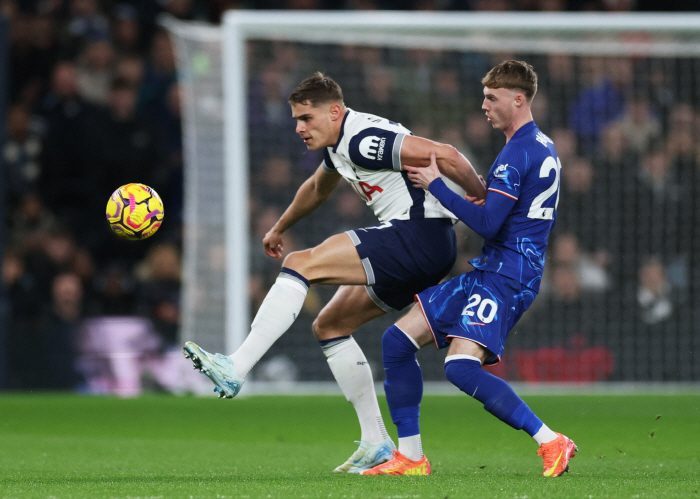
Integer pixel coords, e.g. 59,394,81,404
347,218,457,312
415,270,536,366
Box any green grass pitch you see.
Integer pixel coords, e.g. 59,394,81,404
1,393,699,498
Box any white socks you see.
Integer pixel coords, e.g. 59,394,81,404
398,435,423,461
533,423,558,446
230,271,308,379
321,336,389,444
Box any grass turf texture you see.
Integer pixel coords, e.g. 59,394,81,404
1,394,698,498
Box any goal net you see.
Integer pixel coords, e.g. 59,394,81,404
166,12,700,386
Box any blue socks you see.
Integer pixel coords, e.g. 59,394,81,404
444,358,544,436
382,325,422,438
381,325,543,440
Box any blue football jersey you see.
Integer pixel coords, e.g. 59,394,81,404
469,121,561,292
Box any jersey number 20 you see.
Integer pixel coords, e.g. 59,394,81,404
527,156,561,220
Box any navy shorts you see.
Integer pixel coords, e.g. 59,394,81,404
415,270,536,365
346,218,457,312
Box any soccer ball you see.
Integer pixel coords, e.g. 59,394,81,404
106,183,164,240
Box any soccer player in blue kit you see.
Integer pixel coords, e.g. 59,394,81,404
364,61,577,477
183,73,487,473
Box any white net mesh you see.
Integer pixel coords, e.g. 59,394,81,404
169,12,700,384
165,20,227,353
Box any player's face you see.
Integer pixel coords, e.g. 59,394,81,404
291,101,339,151
482,86,518,131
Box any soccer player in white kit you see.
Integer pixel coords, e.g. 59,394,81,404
184,73,486,473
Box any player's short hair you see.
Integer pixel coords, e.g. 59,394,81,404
288,72,344,107
482,60,538,102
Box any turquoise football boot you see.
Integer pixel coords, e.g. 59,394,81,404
334,437,396,474
183,341,242,398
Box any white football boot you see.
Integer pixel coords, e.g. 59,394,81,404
334,437,397,474
183,341,242,398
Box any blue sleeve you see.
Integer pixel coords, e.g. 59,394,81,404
428,178,515,240
348,127,406,171
488,145,529,201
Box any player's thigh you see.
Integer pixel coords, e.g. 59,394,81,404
446,337,489,364
283,232,366,286
395,303,434,348
312,285,386,340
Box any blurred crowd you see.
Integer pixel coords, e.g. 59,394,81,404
2,0,699,395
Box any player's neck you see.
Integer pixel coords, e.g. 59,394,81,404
503,112,534,143
329,106,348,146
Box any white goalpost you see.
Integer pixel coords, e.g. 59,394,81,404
167,12,700,389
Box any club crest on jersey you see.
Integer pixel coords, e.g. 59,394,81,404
535,132,553,147
359,135,386,161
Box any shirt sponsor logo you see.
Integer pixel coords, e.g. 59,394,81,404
494,164,509,178
359,135,386,161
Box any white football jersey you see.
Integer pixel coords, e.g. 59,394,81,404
322,109,456,223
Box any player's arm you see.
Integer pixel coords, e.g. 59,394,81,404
263,165,341,259
400,135,487,202
405,153,514,240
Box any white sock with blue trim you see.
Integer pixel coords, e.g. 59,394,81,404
321,336,388,444
230,268,308,379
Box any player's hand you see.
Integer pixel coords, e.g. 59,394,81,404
263,229,285,259
405,151,441,190
465,175,487,206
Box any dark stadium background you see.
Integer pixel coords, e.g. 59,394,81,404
1,0,699,393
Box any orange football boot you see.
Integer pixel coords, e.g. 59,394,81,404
362,450,431,476
537,432,578,477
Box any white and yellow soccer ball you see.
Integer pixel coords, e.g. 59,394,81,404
106,183,164,240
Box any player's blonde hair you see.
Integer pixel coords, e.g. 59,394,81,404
288,72,344,107
482,60,538,102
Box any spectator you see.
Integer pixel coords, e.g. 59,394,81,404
551,232,610,293
4,105,43,206
135,243,182,346
568,56,627,151
114,53,145,89
9,193,58,250
253,155,296,210
64,0,110,56
37,272,85,389
11,13,60,108
637,256,673,325
75,37,115,105
613,94,662,156
111,3,144,54
138,29,177,117
37,61,102,247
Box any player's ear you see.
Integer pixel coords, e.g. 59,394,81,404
329,102,343,120
514,92,525,108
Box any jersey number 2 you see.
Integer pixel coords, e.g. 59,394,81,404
527,156,561,220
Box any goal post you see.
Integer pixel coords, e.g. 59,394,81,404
167,11,700,386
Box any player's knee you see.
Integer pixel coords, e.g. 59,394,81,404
382,325,417,366
444,359,481,393
312,314,349,341
282,250,312,277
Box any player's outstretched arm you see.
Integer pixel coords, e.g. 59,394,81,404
405,153,514,240
263,165,341,259
400,135,487,202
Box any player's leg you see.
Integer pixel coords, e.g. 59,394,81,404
313,285,395,473
229,231,365,375
362,304,433,475
444,336,577,477
185,232,366,398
